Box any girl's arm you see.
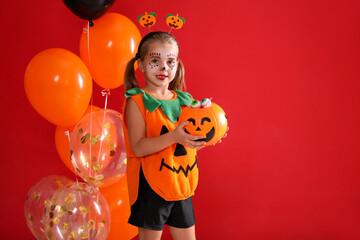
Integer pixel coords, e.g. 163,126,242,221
126,98,205,157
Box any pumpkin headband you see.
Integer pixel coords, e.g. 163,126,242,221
137,12,185,32
135,13,185,61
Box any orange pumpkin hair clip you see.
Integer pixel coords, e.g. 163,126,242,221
137,12,185,33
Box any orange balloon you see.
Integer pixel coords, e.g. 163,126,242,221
80,13,141,89
178,103,228,146
24,48,92,126
100,177,138,240
55,105,100,174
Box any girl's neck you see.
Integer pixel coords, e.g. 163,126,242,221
143,84,173,100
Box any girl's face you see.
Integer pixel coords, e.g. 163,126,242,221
139,42,179,88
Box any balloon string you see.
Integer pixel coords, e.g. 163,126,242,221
86,21,94,184
65,130,79,186
87,22,93,240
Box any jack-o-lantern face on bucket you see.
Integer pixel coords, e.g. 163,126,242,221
178,103,228,146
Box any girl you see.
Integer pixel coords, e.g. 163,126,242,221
123,31,209,240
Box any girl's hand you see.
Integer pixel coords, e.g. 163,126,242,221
171,121,205,149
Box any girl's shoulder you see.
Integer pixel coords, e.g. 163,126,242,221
125,88,145,98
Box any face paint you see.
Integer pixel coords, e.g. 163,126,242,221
141,43,179,87
149,62,159,69
150,52,161,57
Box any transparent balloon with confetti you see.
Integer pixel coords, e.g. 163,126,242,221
24,175,73,240
70,109,127,188
42,182,111,240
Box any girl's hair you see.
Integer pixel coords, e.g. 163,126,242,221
124,31,186,91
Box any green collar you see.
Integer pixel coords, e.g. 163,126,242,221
125,88,193,123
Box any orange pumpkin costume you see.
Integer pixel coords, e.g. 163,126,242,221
123,88,198,206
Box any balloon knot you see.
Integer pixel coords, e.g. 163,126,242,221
89,20,94,27
101,89,110,96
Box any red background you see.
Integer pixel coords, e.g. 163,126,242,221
1,0,360,239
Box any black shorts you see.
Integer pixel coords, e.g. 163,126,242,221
128,168,196,230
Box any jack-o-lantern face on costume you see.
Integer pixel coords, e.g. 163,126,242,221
166,14,185,30
159,125,198,177
178,103,228,146
138,12,157,27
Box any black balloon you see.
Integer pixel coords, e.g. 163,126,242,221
62,0,115,20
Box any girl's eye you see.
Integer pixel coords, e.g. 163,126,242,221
151,59,159,64
167,60,176,67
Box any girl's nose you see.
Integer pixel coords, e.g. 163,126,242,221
161,66,166,70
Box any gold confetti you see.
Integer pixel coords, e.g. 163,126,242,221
30,216,34,222
81,133,90,144
46,231,53,240
56,180,64,186
81,232,89,239
61,205,68,212
93,163,103,172
53,217,60,224
34,195,40,201
68,210,74,215
63,222,69,230
110,144,115,150
68,231,78,240
96,181,104,186
49,212,54,219
50,204,56,211
92,229,98,236
90,137,98,144
77,186,83,191
79,206,92,216
96,174,104,180
91,156,97,162
82,191,89,196
124,158,127,164
61,223,69,235
103,123,111,129
85,161,90,168
49,221,54,228
76,168,81,173
44,200,52,207
64,196,74,205
105,134,112,142
87,220,95,229
116,163,122,169
101,220,105,227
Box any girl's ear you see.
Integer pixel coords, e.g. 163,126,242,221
138,59,145,72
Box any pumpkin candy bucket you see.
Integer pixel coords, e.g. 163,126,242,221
178,103,228,146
